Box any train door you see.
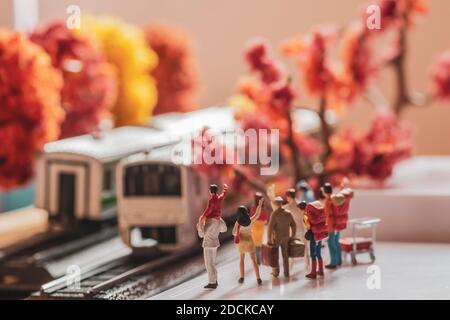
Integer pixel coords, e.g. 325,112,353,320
58,173,76,225
48,162,88,224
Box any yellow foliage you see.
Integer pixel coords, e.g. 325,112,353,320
80,15,158,126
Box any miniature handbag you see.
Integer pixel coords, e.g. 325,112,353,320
288,239,305,258
261,243,279,268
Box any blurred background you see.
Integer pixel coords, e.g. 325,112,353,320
2,0,450,155
1,0,450,212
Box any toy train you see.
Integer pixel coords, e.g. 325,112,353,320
34,106,323,251
34,126,176,224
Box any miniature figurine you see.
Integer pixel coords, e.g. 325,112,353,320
321,183,342,269
284,189,309,271
302,201,328,279
249,192,268,265
232,198,265,285
197,184,228,289
296,180,315,203
266,196,296,278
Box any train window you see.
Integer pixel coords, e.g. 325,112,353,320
124,164,181,197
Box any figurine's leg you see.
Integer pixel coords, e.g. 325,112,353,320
210,248,218,284
336,232,342,266
255,246,262,265
271,246,280,278
203,248,211,282
281,242,290,277
306,241,317,279
304,240,310,272
326,232,337,269
271,266,280,278
317,241,324,276
250,252,262,284
203,247,218,288
239,253,245,283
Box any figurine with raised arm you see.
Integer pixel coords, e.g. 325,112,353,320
197,184,228,289
284,189,309,272
249,192,268,265
266,194,296,278
232,197,265,285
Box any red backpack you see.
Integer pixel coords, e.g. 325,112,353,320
306,201,328,241
332,188,353,231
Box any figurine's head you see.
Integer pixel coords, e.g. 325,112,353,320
285,188,296,201
321,183,333,198
297,201,307,211
274,196,284,209
254,192,263,206
209,184,219,195
237,206,251,227
296,180,310,192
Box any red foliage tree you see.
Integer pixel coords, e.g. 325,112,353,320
144,24,199,115
30,21,118,138
0,29,64,189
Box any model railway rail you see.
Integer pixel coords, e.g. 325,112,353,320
0,227,127,297
33,228,237,300
33,243,237,300
34,247,191,299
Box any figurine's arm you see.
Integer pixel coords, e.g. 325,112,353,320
303,212,310,230
250,199,264,223
217,184,229,200
267,213,275,244
290,215,297,239
266,184,277,211
232,222,239,237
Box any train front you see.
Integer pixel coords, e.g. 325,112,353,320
116,151,209,252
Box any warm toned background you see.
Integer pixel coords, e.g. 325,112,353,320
1,0,450,155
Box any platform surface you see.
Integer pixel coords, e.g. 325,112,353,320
151,241,450,300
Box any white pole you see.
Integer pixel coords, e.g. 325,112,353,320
13,0,39,32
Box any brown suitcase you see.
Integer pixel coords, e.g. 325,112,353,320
262,244,279,268
288,239,305,258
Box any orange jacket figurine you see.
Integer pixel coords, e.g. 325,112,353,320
249,192,268,265
322,183,342,269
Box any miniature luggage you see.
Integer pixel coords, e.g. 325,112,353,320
339,237,372,252
306,201,329,241
306,201,326,224
262,243,279,268
288,239,305,258
332,189,353,231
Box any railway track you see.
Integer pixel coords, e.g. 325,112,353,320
34,246,193,299
32,235,237,300
0,226,126,297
